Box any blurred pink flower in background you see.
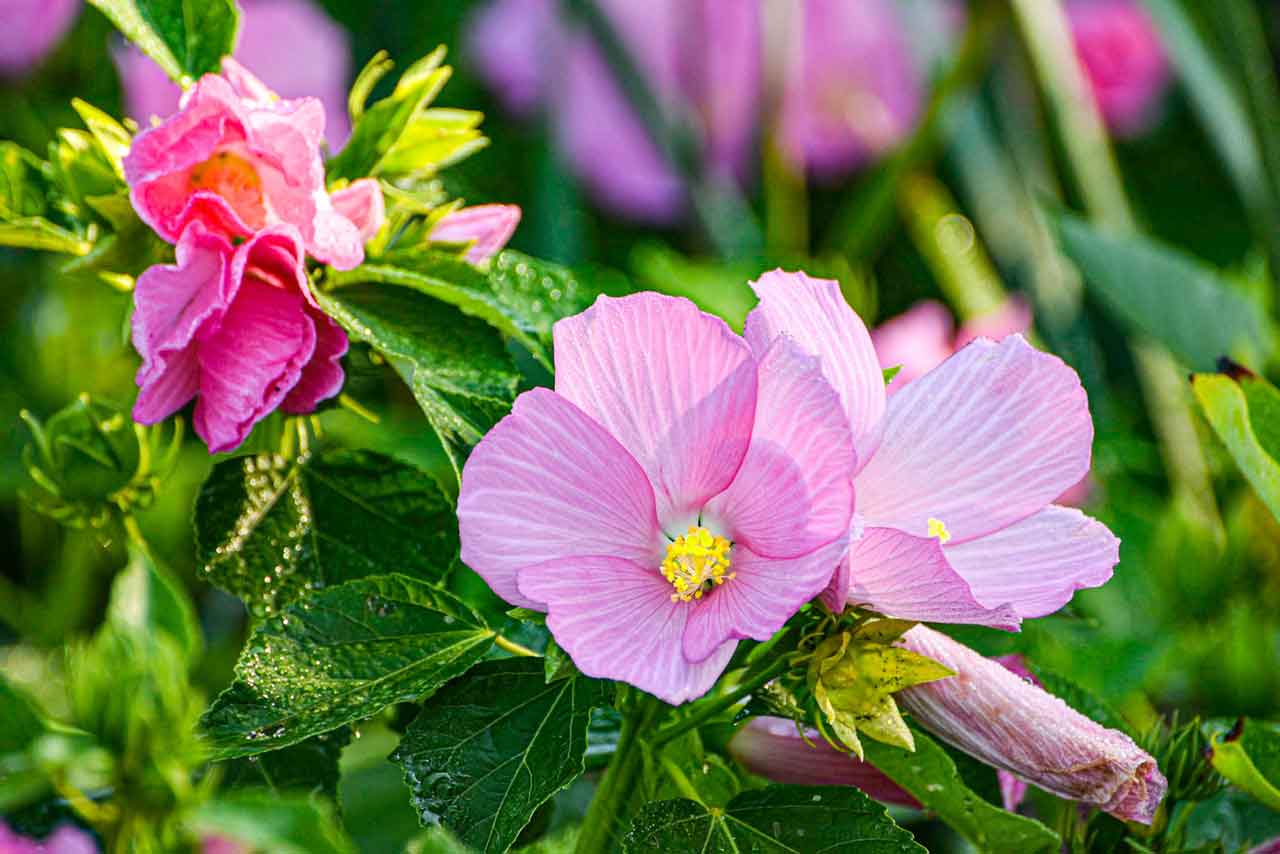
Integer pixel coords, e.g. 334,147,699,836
0,0,80,78
114,0,352,150
777,0,922,179
1066,0,1170,137
0,822,96,854
201,836,249,854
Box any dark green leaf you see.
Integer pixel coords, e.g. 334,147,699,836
108,541,202,661
622,785,926,853
392,658,610,854
195,449,458,618
0,676,48,755
316,283,518,484
88,0,239,81
862,728,1060,854
1052,212,1272,369
219,728,352,799
201,575,495,759
190,790,355,854
543,638,576,683
1193,370,1280,522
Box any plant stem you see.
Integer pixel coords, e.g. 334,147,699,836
493,634,539,658
649,657,789,750
575,693,665,854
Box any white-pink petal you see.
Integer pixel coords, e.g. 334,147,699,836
458,388,662,609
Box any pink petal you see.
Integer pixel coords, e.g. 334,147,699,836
855,335,1093,543
517,556,737,704
994,654,1038,812
704,336,855,559
745,270,885,467
553,293,757,528
194,279,316,454
430,204,522,264
899,626,1167,824
683,537,848,662
131,223,234,424
44,825,98,854
458,388,662,610
728,717,921,809
870,300,954,392
941,506,1119,618
832,526,1020,630
281,308,348,414
330,179,386,243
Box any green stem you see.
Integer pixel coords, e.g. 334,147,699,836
649,657,789,749
575,693,665,854
493,634,539,658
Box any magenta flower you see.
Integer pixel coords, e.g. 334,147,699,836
898,626,1166,823
777,0,922,179
0,822,96,854
459,292,856,703
114,0,352,150
131,222,348,453
747,271,1118,629
0,0,79,77
430,204,521,264
123,60,372,270
1067,0,1170,137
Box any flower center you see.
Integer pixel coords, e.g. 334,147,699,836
927,517,951,544
188,150,267,228
662,526,734,602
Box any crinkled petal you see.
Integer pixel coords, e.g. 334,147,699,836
705,336,855,559
194,279,316,453
899,626,1167,824
517,556,737,704
430,204,521,264
856,335,1093,543
683,537,848,663
282,308,348,414
553,293,757,528
745,270,885,466
942,506,1119,618
832,526,1020,630
330,178,386,242
458,387,662,610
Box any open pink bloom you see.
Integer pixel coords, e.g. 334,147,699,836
1067,0,1170,137
898,626,1166,823
0,822,96,854
778,0,921,179
0,0,79,77
747,271,1118,630
114,0,352,150
728,716,920,808
131,222,347,453
459,292,856,703
123,59,378,270
430,204,521,264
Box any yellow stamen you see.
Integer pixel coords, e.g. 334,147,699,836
662,525,734,602
927,517,951,544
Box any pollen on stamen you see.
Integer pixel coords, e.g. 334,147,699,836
662,525,734,602
927,517,952,544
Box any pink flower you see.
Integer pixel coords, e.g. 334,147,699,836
131,222,348,453
114,0,352,150
872,298,1032,392
430,204,521,264
1067,0,1170,137
898,626,1166,823
728,716,920,808
0,822,96,854
778,0,922,179
0,0,79,78
458,292,856,703
123,60,376,270
202,836,249,854
747,271,1118,630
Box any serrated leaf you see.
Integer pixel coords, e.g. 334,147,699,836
190,790,355,854
108,541,202,661
1052,211,1272,369
862,727,1060,854
1192,370,1280,523
393,659,610,853
316,283,518,484
195,449,458,618
88,0,239,81
201,574,495,759
622,785,926,853
219,728,352,799
1207,719,1280,811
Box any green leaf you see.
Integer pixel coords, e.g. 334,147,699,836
392,659,610,853
622,785,926,853
543,638,576,683
108,541,202,661
190,790,355,854
194,449,459,618
325,249,604,371
862,728,1060,854
88,0,239,82
377,108,488,178
1192,370,1280,522
0,220,91,254
316,283,519,484
1052,212,1272,369
219,728,352,799
1207,719,1280,811
201,574,495,759
70,99,132,179
0,677,48,755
